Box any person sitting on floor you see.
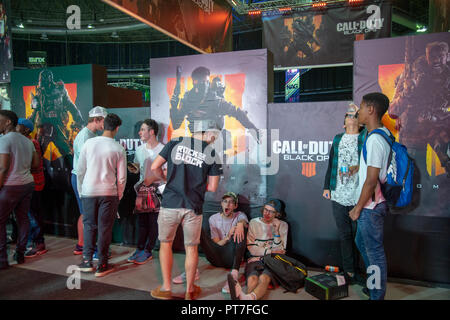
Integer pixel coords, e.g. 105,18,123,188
228,199,288,300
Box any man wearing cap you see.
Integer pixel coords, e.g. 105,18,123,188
16,118,47,257
71,106,107,255
228,199,288,300
0,110,40,269
206,191,248,293
149,119,223,300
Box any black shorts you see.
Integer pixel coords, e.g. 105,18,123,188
245,260,275,283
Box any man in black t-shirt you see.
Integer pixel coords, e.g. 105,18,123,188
150,119,222,300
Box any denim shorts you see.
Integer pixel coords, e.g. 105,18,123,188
157,207,202,246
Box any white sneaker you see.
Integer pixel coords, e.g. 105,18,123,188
172,269,200,284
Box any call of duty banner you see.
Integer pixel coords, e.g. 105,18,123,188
150,49,272,208
353,32,449,284
268,101,450,283
102,0,232,54
354,32,450,218
267,101,349,268
11,65,94,236
262,1,391,69
0,0,13,83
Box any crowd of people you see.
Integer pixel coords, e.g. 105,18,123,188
0,91,392,300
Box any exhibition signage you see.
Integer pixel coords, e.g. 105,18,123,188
102,0,232,53
262,1,391,68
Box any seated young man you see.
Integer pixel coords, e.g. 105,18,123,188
228,199,288,300
173,192,248,294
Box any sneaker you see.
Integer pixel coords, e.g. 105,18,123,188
222,281,230,294
134,250,153,265
14,252,25,264
25,243,48,258
73,244,83,255
127,249,143,263
78,260,94,272
150,285,172,300
227,273,242,300
95,263,115,277
185,284,202,300
172,269,200,284
93,249,112,261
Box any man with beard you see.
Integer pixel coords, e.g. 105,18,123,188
28,69,84,159
389,41,450,176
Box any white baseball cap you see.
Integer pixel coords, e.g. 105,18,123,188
89,106,108,118
192,119,221,133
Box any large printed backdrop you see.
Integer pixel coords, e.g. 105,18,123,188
353,32,449,284
11,65,94,236
263,1,391,68
354,32,450,218
150,49,270,207
268,101,450,284
268,101,349,268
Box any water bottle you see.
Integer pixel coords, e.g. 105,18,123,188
340,164,349,184
325,265,340,273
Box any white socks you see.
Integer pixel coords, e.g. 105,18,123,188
240,292,257,300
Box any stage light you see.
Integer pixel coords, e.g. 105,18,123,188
279,7,292,13
248,10,261,16
416,25,427,32
312,1,327,10
348,0,364,6
87,24,94,29
17,22,24,28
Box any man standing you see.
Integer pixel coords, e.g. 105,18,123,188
16,118,47,257
0,110,39,269
349,92,391,300
77,113,126,277
127,119,165,265
150,119,222,300
71,106,107,255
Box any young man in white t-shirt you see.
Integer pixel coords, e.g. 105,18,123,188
349,92,391,300
126,119,165,265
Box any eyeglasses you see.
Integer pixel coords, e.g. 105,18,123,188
345,113,358,119
263,207,277,214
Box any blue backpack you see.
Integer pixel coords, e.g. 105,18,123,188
362,128,414,208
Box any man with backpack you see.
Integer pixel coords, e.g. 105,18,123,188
349,92,391,300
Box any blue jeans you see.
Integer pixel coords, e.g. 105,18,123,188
71,174,84,215
355,202,388,300
0,183,34,265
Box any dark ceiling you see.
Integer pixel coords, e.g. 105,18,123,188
9,0,431,44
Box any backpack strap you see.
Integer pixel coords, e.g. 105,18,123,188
362,128,394,202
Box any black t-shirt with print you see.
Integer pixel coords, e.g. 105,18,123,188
159,136,223,215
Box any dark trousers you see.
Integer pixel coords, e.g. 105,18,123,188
201,231,247,270
331,201,360,274
82,196,119,265
0,183,34,265
29,190,45,244
137,211,159,252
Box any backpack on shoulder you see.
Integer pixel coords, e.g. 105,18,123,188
263,253,308,293
362,128,414,209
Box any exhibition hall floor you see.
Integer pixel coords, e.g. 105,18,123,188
0,236,449,300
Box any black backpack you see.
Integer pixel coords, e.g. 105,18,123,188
263,253,308,293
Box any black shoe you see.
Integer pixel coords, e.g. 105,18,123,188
14,252,25,264
95,263,114,277
78,260,94,272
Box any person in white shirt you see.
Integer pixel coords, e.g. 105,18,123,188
0,110,39,269
349,92,391,300
126,119,165,265
76,113,127,277
71,106,107,255
228,199,288,300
